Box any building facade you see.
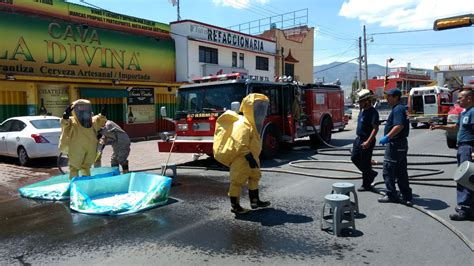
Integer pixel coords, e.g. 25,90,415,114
0,0,179,138
259,26,314,84
171,20,276,82
368,64,433,97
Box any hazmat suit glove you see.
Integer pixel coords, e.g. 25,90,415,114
379,135,390,145
245,153,258,168
100,104,108,116
63,104,73,120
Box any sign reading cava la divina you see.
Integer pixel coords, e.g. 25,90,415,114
0,11,175,82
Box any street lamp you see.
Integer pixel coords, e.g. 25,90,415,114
384,58,394,91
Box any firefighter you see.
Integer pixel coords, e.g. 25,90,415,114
378,89,412,206
95,120,131,173
431,89,474,221
213,93,271,214
59,99,107,179
351,89,379,191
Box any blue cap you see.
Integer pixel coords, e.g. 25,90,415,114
384,89,402,96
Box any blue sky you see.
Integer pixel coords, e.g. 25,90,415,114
67,0,473,70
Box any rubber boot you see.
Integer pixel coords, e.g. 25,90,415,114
121,162,129,174
230,197,250,214
249,189,271,209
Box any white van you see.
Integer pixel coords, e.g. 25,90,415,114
374,100,391,123
408,86,451,128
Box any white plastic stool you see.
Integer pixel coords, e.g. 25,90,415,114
320,194,356,236
161,163,177,179
332,182,359,214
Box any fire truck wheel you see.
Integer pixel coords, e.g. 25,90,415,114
261,125,280,158
319,117,333,144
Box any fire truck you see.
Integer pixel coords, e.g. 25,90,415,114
158,73,345,158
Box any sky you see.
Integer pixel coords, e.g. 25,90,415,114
67,0,474,70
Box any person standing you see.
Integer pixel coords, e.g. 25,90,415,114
213,93,271,214
351,89,379,191
59,100,107,179
378,89,412,206
431,89,474,221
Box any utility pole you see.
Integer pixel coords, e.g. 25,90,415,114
177,0,181,21
358,36,362,91
363,25,369,89
281,47,285,77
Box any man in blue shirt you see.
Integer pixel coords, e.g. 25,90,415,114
351,89,380,191
431,89,474,221
378,89,412,206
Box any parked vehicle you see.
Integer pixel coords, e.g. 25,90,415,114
344,106,352,119
158,73,345,158
408,86,451,128
0,116,61,165
374,100,391,123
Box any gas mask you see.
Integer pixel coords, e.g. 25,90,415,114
74,102,93,128
253,100,269,135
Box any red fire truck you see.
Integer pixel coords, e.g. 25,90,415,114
158,73,345,158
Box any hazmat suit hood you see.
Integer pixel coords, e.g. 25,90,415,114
240,93,269,136
72,99,93,128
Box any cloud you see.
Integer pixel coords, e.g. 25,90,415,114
339,0,474,30
212,0,270,9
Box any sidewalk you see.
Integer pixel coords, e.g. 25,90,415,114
99,139,196,172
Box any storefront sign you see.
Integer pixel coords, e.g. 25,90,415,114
182,21,275,54
38,85,69,117
126,105,155,124
0,0,169,37
0,11,175,82
127,88,154,105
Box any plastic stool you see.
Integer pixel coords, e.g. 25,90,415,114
161,163,177,179
320,194,356,236
332,182,359,213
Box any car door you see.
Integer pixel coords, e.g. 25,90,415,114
423,94,437,119
0,120,15,156
5,120,26,156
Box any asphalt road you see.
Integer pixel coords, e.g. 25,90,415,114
0,110,473,265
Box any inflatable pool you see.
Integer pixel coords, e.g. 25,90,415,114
70,172,172,215
19,167,120,201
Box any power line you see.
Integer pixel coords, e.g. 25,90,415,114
369,29,433,35
313,57,359,74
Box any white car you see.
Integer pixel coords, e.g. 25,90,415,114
0,116,61,166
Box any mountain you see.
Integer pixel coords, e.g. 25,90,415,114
313,62,386,86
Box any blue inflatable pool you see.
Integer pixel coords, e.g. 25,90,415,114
70,172,172,215
19,167,120,201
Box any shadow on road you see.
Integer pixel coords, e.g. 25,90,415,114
412,196,450,211
234,207,313,226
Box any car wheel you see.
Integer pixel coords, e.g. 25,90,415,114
18,147,30,166
411,122,418,129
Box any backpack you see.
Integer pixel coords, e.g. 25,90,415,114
213,110,241,167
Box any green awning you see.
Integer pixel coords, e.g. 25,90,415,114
80,88,128,98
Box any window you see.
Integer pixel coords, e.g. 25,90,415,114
30,119,61,129
424,95,436,104
239,53,244,68
232,52,237,67
285,63,294,77
256,56,269,71
199,46,218,64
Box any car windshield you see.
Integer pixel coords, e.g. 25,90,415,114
177,83,246,114
30,119,60,129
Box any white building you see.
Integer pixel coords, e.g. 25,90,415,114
170,20,276,82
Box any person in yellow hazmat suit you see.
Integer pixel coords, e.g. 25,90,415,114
59,99,107,179
213,93,271,214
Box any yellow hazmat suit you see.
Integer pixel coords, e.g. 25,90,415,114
213,93,270,214
59,99,107,179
